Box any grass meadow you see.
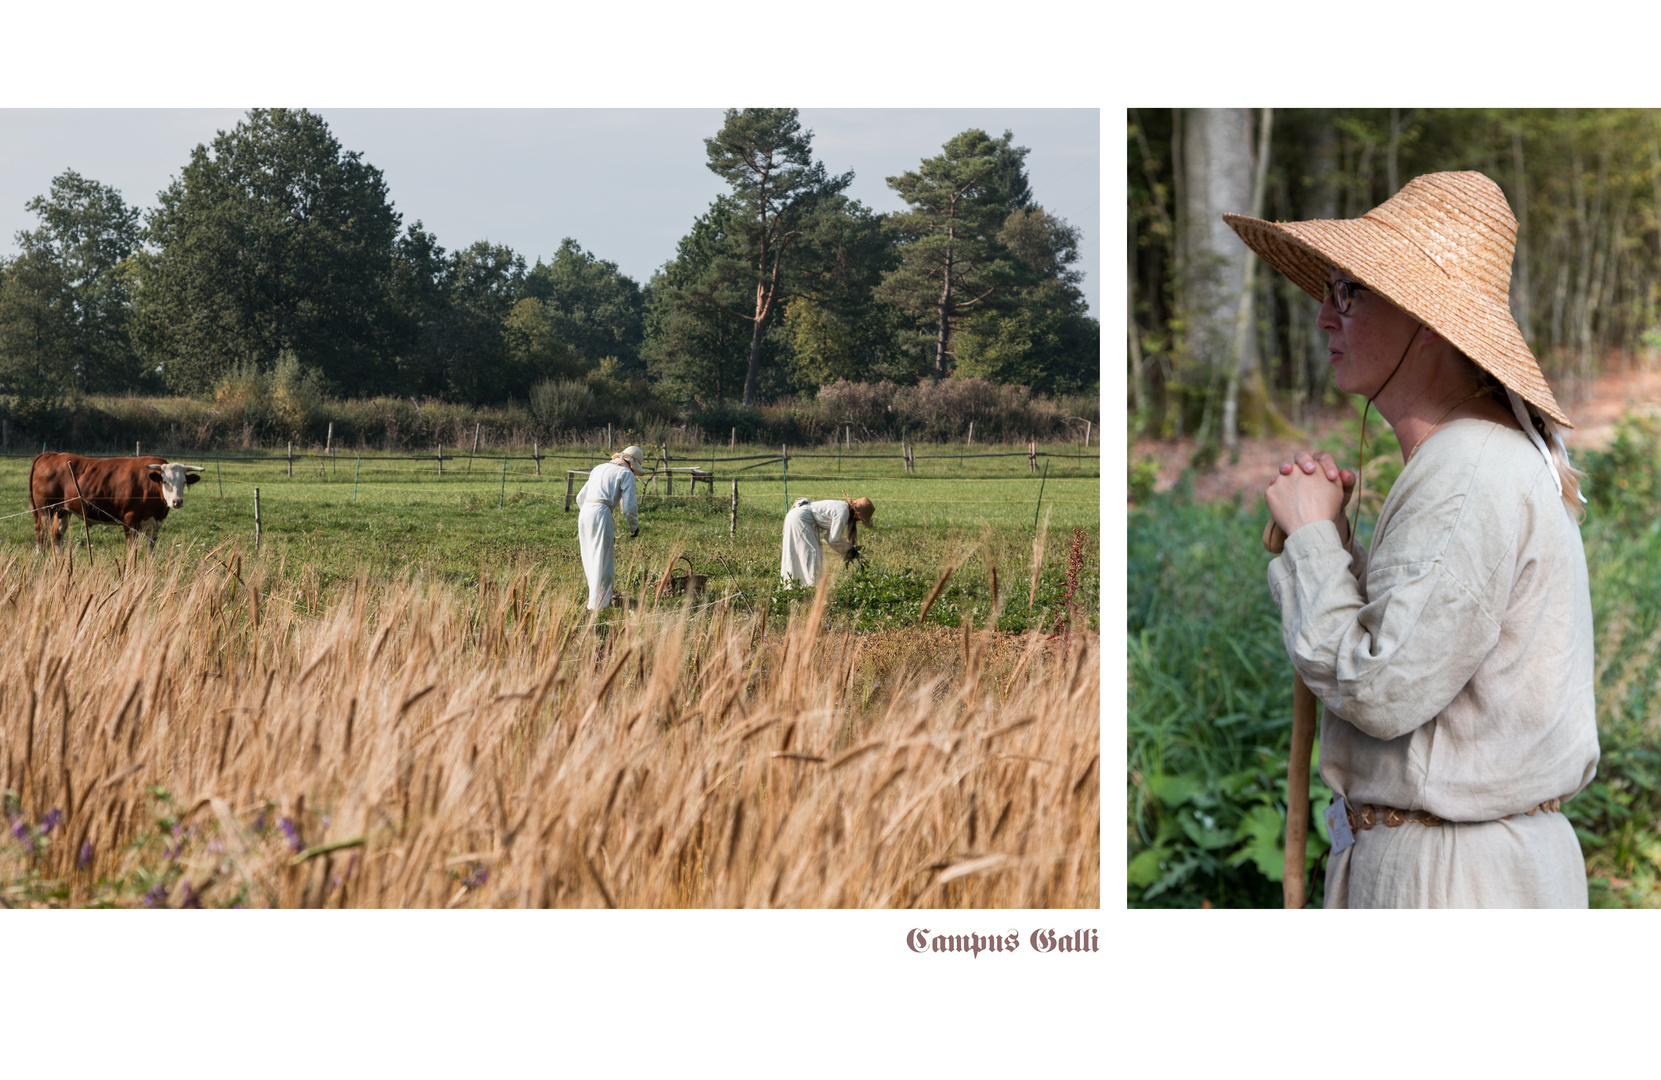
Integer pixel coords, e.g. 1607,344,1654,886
0,440,1101,908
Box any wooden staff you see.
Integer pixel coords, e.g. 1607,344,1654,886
1264,519,1317,910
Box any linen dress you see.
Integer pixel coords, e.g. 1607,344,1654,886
1267,418,1599,908
780,498,855,586
575,461,639,610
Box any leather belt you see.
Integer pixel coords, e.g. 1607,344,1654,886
1345,796,1564,831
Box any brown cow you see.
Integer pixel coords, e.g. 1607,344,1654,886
30,453,205,553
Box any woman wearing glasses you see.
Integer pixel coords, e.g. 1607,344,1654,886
1225,171,1598,908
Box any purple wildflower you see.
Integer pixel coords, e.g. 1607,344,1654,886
278,817,303,853
9,816,27,843
463,864,489,889
208,838,226,855
252,813,267,834
78,842,95,869
142,882,168,907
41,809,63,835
178,881,200,909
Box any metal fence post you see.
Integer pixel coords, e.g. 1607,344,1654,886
254,487,262,550
730,479,738,539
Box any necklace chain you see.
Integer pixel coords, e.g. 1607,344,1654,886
1405,389,1493,462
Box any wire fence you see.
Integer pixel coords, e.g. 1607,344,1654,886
1,444,1101,541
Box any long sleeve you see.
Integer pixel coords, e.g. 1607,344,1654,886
620,471,638,532
815,501,853,554
1267,433,1519,743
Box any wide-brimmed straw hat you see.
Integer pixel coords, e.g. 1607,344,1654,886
847,496,875,527
1224,170,1571,427
612,445,646,477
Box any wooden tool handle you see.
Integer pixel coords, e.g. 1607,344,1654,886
1283,675,1317,909
1264,516,1313,908
1263,518,1288,555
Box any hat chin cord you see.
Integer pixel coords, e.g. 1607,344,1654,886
1348,323,1420,554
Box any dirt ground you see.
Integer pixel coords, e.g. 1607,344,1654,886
1130,364,1661,505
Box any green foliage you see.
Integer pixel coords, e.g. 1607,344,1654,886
879,129,1026,383
703,108,854,407
210,350,329,439
527,378,597,435
1129,456,1159,504
1128,487,1333,908
521,238,647,377
2,170,145,395
1582,410,1661,533
133,108,403,396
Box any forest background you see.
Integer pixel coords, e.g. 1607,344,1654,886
1128,107,1661,908
0,107,1099,449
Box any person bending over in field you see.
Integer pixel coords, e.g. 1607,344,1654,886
576,445,644,610
780,495,875,587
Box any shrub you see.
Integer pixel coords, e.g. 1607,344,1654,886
1582,409,1661,533
528,378,597,436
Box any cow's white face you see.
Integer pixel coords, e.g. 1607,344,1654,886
147,463,204,509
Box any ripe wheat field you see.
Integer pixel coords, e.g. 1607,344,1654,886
0,540,1099,908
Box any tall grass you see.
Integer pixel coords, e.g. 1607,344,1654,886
0,548,1098,908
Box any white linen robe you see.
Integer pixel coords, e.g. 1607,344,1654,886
1267,418,1598,908
780,498,855,586
575,461,639,610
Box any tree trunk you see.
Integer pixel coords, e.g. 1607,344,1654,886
1181,108,1256,447
1222,108,1273,449
1510,123,1532,345
742,298,766,408
934,243,954,383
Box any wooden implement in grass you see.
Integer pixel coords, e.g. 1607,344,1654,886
1264,519,1317,910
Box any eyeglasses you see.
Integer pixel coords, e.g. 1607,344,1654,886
1325,278,1370,315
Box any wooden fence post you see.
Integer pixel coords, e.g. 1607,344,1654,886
730,427,736,448
565,471,577,511
136,441,141,457
499,456,508,508
1029,440,1037,473
730,479,738,539
288,441,293,477
253,487,262,550
534,440,541,476
326,422,334,455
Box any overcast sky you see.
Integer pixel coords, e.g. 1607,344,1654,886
0,108,1099,316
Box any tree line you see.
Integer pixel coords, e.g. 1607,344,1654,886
0,108,1097,432
1130,108,1661,447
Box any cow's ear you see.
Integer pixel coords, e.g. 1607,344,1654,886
147,471,163,484
185,473,201,485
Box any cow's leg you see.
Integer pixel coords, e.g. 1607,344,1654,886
140,517,161,551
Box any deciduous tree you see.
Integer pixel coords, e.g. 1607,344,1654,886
10,170,144,393
521,239,646,376
132,108,402,395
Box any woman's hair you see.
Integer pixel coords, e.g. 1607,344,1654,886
1466,362,1586,522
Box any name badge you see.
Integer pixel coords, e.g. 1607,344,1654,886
1326,795,1355,855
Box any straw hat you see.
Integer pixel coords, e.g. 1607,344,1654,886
847,496,875,527
612,445,646,477
1224,171,1571,427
